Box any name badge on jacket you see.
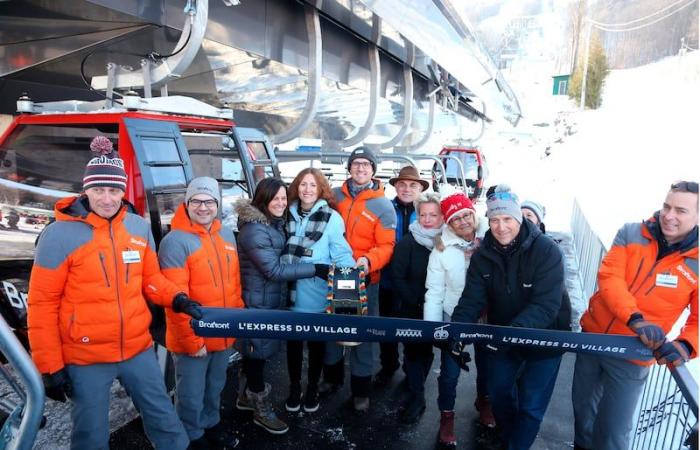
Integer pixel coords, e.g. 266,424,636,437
122,250,141,264
656,273,678,288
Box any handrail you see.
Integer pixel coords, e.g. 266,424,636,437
0,315,45,450
271,3,322,144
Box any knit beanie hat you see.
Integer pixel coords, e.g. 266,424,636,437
439,185,475,224
486,184,522,223
521,200,545,224
347,146,377,174
83,136,127,191
185,176,221,205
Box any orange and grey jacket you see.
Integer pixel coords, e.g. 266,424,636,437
333,180,396,284
28,196,181,375
158,204,244,354
580,215,698,364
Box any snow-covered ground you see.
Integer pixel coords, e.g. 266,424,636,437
485,50,700,246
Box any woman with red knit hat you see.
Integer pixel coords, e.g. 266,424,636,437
424,186,494,446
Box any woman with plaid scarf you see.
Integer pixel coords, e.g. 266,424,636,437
281,168,355,414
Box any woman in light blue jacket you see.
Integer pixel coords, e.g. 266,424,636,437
281,168,355,414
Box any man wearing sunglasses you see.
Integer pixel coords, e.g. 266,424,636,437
572,181,698,450
159,176,243,449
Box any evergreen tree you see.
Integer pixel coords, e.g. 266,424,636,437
569,34,610,109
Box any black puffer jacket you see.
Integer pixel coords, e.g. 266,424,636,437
452,219,571,355
235,199,315,359
391,233,432,319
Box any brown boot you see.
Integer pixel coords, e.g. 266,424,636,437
247,384,289,435
439,410,456,446
474,394,496,428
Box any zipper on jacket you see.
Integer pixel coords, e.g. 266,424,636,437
210,234,227,308
124,247,131,284
628,258,645,291
226,254,231,283
631,261,660,296
109,223,125,361
99,252,111,288
208,260,218,288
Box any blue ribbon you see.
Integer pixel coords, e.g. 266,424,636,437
192,308,654,361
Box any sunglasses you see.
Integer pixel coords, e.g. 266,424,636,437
671,181,699,194
487,191,519,202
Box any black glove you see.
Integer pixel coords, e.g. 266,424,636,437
173,293,203,320
314,264,330,279
628,314,665,350
449,340,471,372
654,340,691,367
42,369,72,402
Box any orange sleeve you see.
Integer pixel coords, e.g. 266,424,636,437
364,222,396,272
142,239,182,307
679,286,698,358
596,244,640,324
161,263,203,354
230,252,244,309
27,263,68,374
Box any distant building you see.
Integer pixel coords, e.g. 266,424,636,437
551,74,570,95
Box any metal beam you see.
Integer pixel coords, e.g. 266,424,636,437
271,3,322,144
376,39,414,150
92,0,208,90
327,15,382,150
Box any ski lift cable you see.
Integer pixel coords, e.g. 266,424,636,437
589,0,693,27
589,0,696,32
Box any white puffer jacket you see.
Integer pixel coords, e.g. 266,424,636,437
423,226,480,322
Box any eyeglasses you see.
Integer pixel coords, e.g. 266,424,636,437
351,161,372,169
671,181,698,194
450,212,474,224
188,199,218,208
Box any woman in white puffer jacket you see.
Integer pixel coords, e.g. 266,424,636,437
424,188,494,447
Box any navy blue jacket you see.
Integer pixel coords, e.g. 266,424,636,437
452,219,571,332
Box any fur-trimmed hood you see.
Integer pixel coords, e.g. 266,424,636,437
234,198,270,227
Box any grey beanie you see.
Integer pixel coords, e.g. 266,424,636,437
347,146,377,174
185,176,220,205
521,200,545,224
486,184,522,223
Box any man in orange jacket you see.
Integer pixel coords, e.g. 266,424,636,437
28,136,201,450
159,177,244,449
572,181,698,450
322,146,396,412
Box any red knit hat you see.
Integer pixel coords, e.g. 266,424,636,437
440,190,475,223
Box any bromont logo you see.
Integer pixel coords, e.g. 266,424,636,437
130,238,147,247
677,265,697,285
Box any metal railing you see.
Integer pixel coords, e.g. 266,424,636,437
570,199,698,450
0,315,45,450
570,198,607,300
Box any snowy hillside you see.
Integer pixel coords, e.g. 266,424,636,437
484,49,700,246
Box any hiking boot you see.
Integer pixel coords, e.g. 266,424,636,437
235,390,253,411
399,393,426,424
204,422,239,449
285,382,302,412
247,384,289,435
353,396,370,413
188,435,212,450
373,367,396,387
474,394,496,428
303,384,320,413
439,410,456,446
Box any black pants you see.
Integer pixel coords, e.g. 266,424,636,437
287,340,324,387
403,342,434,396
243,357,266,393
378,286,400,371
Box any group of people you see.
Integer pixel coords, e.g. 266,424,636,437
25,136,697,450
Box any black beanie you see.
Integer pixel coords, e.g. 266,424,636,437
347,146,377,174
